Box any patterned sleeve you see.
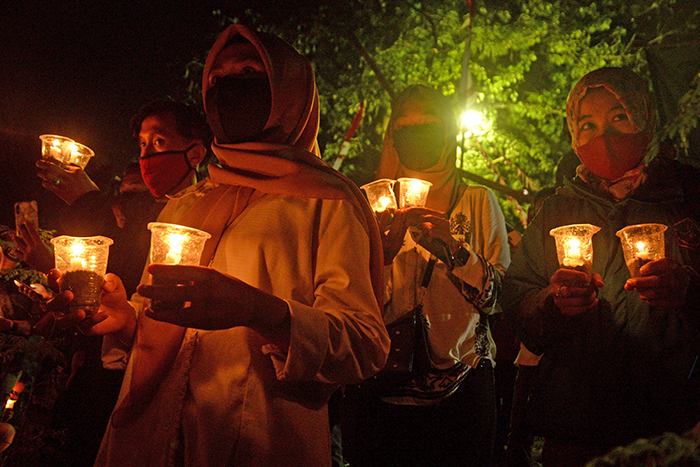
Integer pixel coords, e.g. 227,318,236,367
449,186,510,313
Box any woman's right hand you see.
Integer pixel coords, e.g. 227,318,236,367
549,268,604,316
35,160,99,205
52,273,137,344
380,209,409,265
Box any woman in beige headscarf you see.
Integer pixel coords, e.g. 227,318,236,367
343,85,510,467
86,24,388,467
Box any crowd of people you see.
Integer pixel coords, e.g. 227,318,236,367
0,21,699,467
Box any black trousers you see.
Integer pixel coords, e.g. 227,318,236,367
342,359,496,467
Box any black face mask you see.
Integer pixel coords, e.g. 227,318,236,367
392,122,445,171
206,76,272,144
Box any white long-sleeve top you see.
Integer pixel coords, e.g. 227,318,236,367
98,181,388,467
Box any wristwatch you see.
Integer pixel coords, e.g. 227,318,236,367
450,244,471,268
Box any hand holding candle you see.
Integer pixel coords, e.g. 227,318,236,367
550,223,600,283
51,235,113,316
39,135,95,169
616,223,667,277
146,223,211,310
397,178,432,208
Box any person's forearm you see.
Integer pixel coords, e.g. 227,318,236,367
505,286,554,355
247,291,291,350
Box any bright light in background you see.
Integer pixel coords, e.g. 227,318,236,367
460,109,483,130
459,109,492,138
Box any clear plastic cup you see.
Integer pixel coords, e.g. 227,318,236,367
361,179,397,214
549,223,601,281
51,235,113,316
39,134,95,169
147,222,212,266
616,223,667,277
397,178,432,208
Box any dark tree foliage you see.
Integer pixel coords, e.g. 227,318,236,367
182,0,699,229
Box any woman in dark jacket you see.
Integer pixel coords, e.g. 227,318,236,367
503,67,700,467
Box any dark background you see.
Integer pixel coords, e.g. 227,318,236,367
2,1,699,231
0,1,227,229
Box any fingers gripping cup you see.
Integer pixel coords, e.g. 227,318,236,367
147,222,212,310
616,223,667,277
549,224,601,283
51,235,113,316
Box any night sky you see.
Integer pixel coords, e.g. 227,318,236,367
1,1,225,229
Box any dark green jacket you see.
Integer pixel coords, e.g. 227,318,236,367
503,158,700,448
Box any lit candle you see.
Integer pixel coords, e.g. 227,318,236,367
165,233,185,264
50,138,63,161
70,242,85,270
67,143,79,165
376,195,393,212
550,223,600,279
405,180,423,206
397,178,432,208
563,238,584,267
5,399,16,410
635,240,652,260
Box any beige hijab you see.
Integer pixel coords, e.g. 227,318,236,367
110,24,383,428
376,84,464,214
566,67,657,199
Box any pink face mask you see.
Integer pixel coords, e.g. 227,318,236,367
139,144,195,198
576,131,651,181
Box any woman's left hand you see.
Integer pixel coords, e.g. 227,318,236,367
404,207,458,263
624,257,689,307
13,223,55,274
404,207,453,245
139,264,290,332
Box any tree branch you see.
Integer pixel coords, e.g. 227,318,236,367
346,31,395,100
457,168,533,204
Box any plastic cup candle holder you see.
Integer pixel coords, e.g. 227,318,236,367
397,178,432,208
147,223,211,308
549,223,601,281
361,179,398,214
39,134,95,169
51,235,113,316
147,222,211,267
616,223,667,277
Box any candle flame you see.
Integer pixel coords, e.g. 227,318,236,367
566,238,582,258
168,234,185,255
164,233,185,264
635,241,648,254
70,242,85,257
376,196,392,212
52,139,61,147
